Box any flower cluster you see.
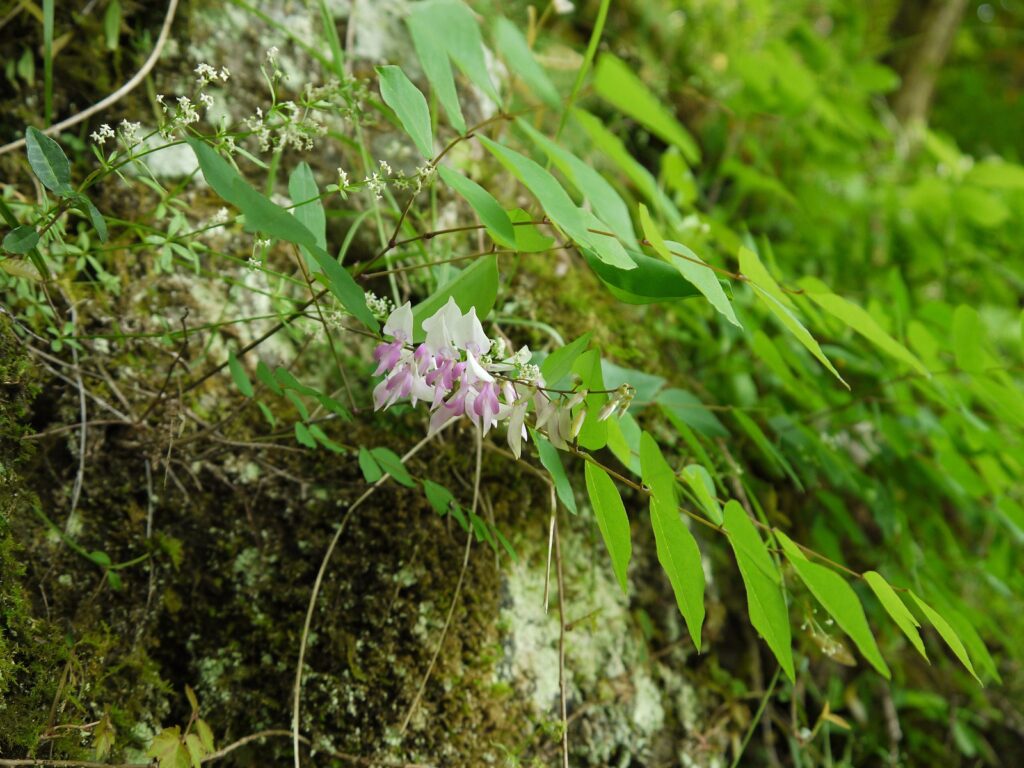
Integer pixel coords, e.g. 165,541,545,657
372,298,539,456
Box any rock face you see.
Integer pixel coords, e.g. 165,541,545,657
0,1,721,764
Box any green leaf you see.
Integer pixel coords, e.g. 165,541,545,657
0,198,47,279
532,431,577,514
187,138,377,330
437,165,515,247
478,136,634,269
370,447,415,487
93,712,115,759
605,411,642,474
77,196,109,243
573,108,680,226
285,391,309,421
411,254,499,341
584,462,632,594
638,203,739,326
749,281,847,388
294,422,316,449
681,464,722,525
582,248,699,304
493,17,560,108
667,240,740,326
308,424,343,453
580,212,635,271
185,684,199,714
288,161,326,273
908,591,982,684
799,277,928,377
506,208,553,252
540,332,591,386
25,126,73,196
952,304,986,374
184,734,204,768
275,368,318,397
640,432,705,650
103,0,121,50
2,225,39,254
723,501,794,681
195,719,214,753
406,6,466,132
358,447,383,484
420,0,498,103
90,550,112,568
593,53,700,164
256,361,282,396
926,594,999,682
738,245,792,307
656,388,728,438
517,118,638,249
863,571,928,661
227,351,253,397
776,531,891,678
422,479,455,516
147,727,190,768
377,65,434,158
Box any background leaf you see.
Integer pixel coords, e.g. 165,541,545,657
377,65,434,158
411,254,499,341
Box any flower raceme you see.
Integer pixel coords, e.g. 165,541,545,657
371,298,633,458
372,298,541,456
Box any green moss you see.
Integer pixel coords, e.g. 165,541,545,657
0,317,70,754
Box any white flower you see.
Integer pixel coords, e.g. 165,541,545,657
382,301,413,343
553,0,575,13
364,172,385,200
90,123,115,146
266,46,280,63
337,168,350,188
118,120,142,144
177,96,199,125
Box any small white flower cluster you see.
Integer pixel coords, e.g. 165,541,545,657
90,123,115,145
358,161,437,200
364,291,394,320
209,207,230,227
364,166,388,200
119,120,142,144
194,62,230,87
254,237,273,249
243,101,326,153
90,120,144,152
412,163,435,194
176,96,200,125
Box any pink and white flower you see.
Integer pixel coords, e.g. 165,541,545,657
371,298,545,455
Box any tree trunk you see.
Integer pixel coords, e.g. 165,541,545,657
891,0,970,127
